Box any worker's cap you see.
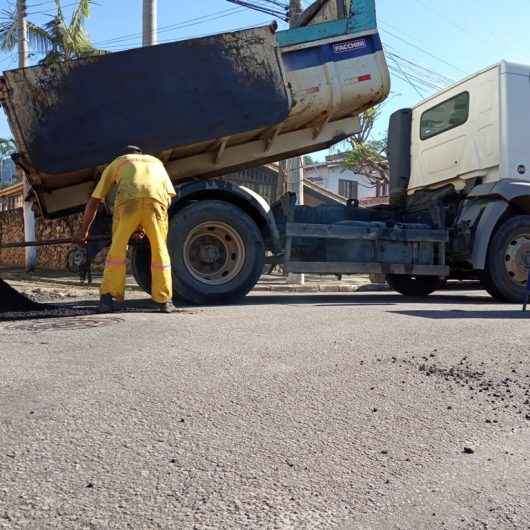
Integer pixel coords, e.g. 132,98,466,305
122,145,143,155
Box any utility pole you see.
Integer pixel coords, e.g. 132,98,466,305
17,0,28,68
143,0,157,46
283,0,304,284
17,0,36,271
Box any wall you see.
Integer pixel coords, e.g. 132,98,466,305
0,209,88,270
0,208,25,267
36,213,83,270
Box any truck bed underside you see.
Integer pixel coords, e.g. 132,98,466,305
274,200,448,276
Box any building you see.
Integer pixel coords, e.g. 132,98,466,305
303,153,389,202
224,165,279,205
0,182,23,212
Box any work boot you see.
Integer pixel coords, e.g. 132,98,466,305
98,293,114,313
157,301,177,313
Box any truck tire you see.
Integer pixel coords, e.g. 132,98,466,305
130,241,151,294
386,274,446,297
168,200,265,304
480,215,530,303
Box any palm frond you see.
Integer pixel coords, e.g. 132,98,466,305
0,8,17,52
0,7,53,54
69,0,91,43
2,0,104,65
26,21,53,53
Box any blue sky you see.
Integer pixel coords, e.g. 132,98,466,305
1,0,530,159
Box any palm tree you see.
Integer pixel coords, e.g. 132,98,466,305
0,0,103,65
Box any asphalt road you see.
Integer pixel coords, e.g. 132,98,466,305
1,288,529,529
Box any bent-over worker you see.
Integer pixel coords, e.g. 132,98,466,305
75,146,176,313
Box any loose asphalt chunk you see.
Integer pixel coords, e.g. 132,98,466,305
0,278,46,312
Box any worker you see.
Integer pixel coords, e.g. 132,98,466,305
75,146,176,313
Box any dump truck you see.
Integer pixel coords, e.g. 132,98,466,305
1,1,528,304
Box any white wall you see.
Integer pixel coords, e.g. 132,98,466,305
304,162,378,199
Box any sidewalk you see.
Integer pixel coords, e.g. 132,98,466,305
0,267,384,294
254,273,384,293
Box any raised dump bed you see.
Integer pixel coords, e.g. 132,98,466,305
0,0,389,218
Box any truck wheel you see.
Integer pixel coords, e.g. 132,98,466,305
480,215,530,303
168,200,265,304
386,274,446,297
130,240,151,294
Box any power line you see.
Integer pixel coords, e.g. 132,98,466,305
384,48,454,86
379,21,466,75
25,0,61,7
385,49,448,97
382,42,450,92
389,61,444,91
93,7,245,48
226,0,288,21
103,19,272,51
389,60,425,98
389,66,442,94
256,0,288,8
26,1,84,16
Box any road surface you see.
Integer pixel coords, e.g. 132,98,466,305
1,288,529,528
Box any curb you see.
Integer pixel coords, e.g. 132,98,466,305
252,283,389,293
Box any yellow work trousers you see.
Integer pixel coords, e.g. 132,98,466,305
100,198,172,303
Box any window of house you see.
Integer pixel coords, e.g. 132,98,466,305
420,92,469,140
338,179,358,199
376,180,389,197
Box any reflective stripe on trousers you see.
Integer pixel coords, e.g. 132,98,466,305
100,198,172,303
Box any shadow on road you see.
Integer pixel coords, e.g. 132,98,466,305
0,298,170,322
2,288,524,322
240,291,494,307
390,309,530,319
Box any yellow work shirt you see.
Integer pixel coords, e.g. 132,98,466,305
92,154,176,208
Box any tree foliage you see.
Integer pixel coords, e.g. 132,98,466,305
0,0,103,65
341,106,389,186
0,137,15,156
303,155,315,166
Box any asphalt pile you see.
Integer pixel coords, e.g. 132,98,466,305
0,278,46,312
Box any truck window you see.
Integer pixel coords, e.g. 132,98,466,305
420,92,469,140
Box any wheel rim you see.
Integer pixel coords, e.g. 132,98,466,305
183,221,245,286
504,235,530,285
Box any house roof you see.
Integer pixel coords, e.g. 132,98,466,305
303,179,347,205
0,182,23,199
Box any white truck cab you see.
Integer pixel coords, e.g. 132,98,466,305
409,61,530,193
387,61,530,302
